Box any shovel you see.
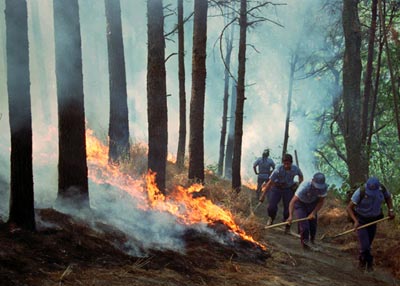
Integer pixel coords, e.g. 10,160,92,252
264,217,309,229
320,216,390,241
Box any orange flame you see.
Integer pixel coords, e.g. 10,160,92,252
86,129,265,250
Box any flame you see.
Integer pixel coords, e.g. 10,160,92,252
86,129,265,250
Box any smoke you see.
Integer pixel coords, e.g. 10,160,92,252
0,0,340,250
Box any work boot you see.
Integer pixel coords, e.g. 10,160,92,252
284,225,291,234
303,241,319,251
358,258,366,271
366,260,374,272
266,217,274,226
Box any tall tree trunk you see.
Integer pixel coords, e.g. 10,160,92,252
361,0,377,145
217,23,233,177
176,0,186,170
224,84,236,179
232,0,247,192
29,1,52,125
6,0,36,231
378,0,400,143
282,53,297,159
54,0,89,208
342,0,368,185
188,0,208,183
367,35,384,149
147,0,168,193
105,0,130,164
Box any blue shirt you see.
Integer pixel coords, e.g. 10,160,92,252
351,187,391,218
270,164,303,188
295,181,327,204
253,157,275,180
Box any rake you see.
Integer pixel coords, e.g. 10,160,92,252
264,217,309,229
320,216,390,241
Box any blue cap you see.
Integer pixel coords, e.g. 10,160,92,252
366,177,380,191
312,172,327,190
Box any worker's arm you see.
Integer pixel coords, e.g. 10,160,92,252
308,197,325,220
287,195,299,224
259,180,272,202
346,201,359,229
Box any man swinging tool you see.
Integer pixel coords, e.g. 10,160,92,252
346,177,395,272
259,153,303,234
287,172,328,251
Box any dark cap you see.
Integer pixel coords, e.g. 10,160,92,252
366,177,380,191
312,172,327,190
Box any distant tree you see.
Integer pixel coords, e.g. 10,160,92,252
224,85,236,179
5,0,36,230
341,0,368,185
217,14,234,177
53,0,89,208
176,0,187,170
147,0,168,193
105,0,130,164
188,0,208,183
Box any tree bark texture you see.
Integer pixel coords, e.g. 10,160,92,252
188,0,208,183
54,0,89,208
105,0,130,164
232,0,247,191
342,0,368,185
176,0,186,170
6,0,36,231
361,0,377,145
224,84,236,179
147,0,168,192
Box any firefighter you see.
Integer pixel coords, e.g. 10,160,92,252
346,177,395,272
259,153,303,233
287,172,328,250
253,149,275,200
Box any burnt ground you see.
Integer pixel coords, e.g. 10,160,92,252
0,192,399,286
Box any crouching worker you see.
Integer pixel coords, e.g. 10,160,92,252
287,172,328,250
346,177,395,272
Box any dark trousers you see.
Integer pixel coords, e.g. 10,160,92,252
267,187,294,221
294,200,318,245
357,216,379,265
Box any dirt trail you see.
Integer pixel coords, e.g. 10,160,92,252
261,226,399,286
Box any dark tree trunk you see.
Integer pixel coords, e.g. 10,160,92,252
188,0,208,183
217,23,233,177
176,0,186,170
6,0,36,231
341,0,368,185
147,0,168,193
232,0,247,192
361,0,377,145
282,54,297,159
224,85,236,179
105,0,130,164
54,0,89,208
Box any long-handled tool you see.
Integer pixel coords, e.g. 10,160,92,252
264,217,309,229
320,216,390,241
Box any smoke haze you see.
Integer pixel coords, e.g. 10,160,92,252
0,0,339,251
